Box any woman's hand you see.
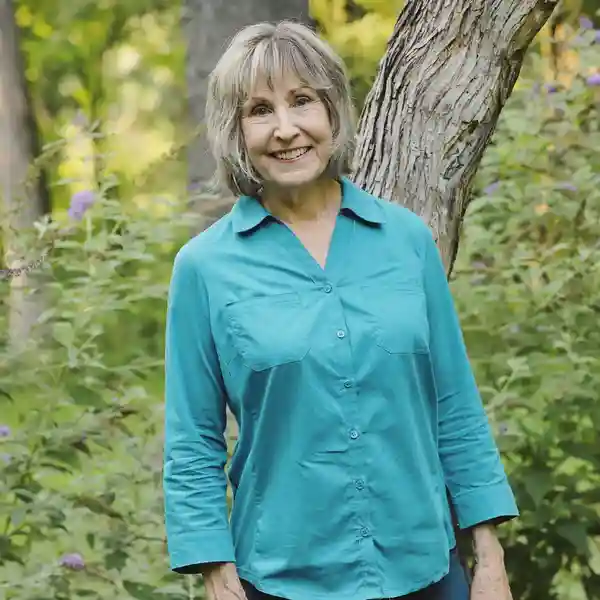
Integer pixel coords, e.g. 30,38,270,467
202,563,247,600
470,525,513,600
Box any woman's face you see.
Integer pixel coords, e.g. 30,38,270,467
240,73,333,191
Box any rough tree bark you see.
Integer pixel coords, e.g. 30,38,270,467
352,0,560,275
0,0,51,351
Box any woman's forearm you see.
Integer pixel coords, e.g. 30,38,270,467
472,524,505,566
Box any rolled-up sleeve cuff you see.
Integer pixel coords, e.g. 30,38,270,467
453,482,519,530
168,528,236,573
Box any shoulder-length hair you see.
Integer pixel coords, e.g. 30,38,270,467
205,20,356,197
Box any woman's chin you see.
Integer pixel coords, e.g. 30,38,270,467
262,166,328,191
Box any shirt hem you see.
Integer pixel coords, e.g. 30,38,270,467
236,562,451,600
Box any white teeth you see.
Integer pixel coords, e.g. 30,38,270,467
273,147,310,160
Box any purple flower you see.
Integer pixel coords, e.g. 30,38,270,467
484,181,500,195
580,16,594,30
68,190,95,221
72,110,89,128
0,425,11,438
595,30,600,44
1,454,10,464
59,553,85,570
586,73,600,87
544,82,559,94
498,422,509,435
556,182,577,192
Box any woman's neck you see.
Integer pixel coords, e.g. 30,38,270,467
260,178,341,224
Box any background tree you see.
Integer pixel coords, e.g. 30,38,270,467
182,0,312,438
0,0,50,350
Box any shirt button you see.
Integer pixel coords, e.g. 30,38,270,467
355,479,365,490
324,284,333,293
336,330,346,339
360,527,370,538
343,380,353,388
349,429,359,440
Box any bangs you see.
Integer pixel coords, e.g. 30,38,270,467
235,35,334,104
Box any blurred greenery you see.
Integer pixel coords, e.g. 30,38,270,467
1,0,600,599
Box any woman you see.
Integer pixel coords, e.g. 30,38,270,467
163,20,519,600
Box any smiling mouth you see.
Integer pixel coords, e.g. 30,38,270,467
271,147,311,161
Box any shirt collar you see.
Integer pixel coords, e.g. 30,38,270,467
231,176,386,234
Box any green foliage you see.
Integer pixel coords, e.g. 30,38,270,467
1,1,600,599
311,0,405,107
454,31,600,600
0,174,203,599
14,0,186,212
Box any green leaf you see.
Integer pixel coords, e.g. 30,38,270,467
52,321,75,347
66,383,106,408
522,470,554,507
46,507,68,533
555,523,589,554
0,535,24,565
86,533,95,549
41,449,81,471
72,495,124,520
0,388,13,401
123,581,158,600
104,548,128,571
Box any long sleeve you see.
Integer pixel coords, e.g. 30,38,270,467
422,230,519,529
163,246,235,572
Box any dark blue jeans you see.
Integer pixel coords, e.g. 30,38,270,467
241,548,470,600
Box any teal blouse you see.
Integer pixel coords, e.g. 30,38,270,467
163,177,518,600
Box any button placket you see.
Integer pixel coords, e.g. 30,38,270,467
315,262,374,575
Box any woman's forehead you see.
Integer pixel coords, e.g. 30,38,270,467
246,72,310,97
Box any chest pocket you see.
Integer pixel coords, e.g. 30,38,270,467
224,293,310,371
360,281,429,355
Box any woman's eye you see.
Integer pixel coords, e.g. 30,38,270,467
250,104,270,117
295,95,312,106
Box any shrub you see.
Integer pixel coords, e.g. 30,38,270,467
453,26,600,600
0,177,205,599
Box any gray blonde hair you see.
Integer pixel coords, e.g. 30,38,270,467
205,21,356,197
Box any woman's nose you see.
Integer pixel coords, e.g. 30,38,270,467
273,107,299,140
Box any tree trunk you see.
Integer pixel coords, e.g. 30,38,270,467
352,0,560,275
182,0,311,441
0,0,51,352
